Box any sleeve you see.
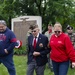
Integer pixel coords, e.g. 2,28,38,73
65,35,75,62
6,31,17,52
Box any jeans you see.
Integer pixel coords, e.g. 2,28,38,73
52,60,69,75
0,54,16,75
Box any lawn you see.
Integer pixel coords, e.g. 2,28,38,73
0,55,75,75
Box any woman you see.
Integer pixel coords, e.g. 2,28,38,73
49,22,75,75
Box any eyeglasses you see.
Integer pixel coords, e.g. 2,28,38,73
54,31,61,33
32,30,36,32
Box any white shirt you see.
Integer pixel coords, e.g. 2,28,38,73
32,33,39,45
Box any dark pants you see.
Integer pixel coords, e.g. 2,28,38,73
47,53,53,71
52,60,69,75
27,59,45,75
0,54,16,75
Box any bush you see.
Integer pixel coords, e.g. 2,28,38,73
14,46,27,55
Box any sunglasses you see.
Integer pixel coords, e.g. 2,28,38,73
54,31,61,33
32,30,36,32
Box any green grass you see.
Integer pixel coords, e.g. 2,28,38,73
0,55,75,75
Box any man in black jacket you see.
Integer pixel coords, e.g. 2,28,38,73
26,25,50,75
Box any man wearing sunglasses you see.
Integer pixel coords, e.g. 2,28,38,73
26,25,50,75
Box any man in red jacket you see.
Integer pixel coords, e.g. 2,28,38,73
49,22,75,75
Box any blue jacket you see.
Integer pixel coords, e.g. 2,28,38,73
27,33,50,66
0,28,17,57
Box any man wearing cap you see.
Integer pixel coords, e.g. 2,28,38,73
66,25,75,49
0,20,17,75
66,25,75,69
27,25,50,75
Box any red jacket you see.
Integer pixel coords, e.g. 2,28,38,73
49,33,75,62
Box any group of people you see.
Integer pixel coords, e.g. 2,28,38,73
0,20,75,75
26,22,75,75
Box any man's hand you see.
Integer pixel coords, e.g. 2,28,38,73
39,43,43,47
4,49,8,54
33,51,40,56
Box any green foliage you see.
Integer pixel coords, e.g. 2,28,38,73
0,0,75,31
14,46,27,55
0,55,27,75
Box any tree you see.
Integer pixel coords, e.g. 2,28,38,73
0,0,75,32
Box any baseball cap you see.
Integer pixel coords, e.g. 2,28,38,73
66,25,73,30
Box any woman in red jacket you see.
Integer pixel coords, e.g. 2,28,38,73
49,22,75,75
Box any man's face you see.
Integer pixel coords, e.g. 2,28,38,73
32,28,39,37
0,24,6,32
48,26,52,30
67,29,73,34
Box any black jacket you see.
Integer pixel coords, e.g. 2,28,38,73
27,33,50,66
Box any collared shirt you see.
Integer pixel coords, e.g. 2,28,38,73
32,33,39,45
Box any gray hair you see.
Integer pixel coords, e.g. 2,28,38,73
0,20,7,26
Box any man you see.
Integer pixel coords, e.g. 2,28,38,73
66,25,75,49
66,25,75,69
44,24,53,71
45,24,53,40
0,20,17,75
27,25,50,75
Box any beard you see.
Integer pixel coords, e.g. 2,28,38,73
0,29,5,32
